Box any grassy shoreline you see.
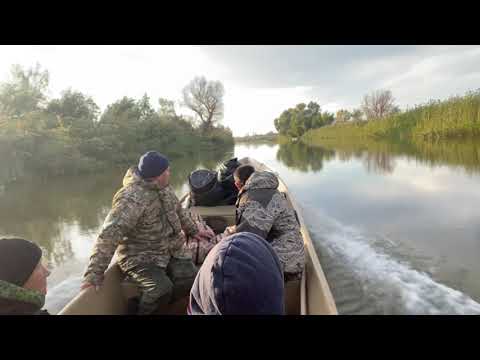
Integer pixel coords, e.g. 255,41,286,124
302,90,480,143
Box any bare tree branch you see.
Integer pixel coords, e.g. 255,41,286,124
182,76,224,132
362,89,397,120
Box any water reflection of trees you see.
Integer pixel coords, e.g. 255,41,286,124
306,137,480,176
276,142,335,173
362,151,396,175
0,144,233,266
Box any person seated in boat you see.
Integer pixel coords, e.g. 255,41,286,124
229,165,305,282
81,151,213,315
188,232,285,315
0,238,51,315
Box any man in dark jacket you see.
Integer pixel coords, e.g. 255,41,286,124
231,165,305,281
188,232,285,315
0,238,51,315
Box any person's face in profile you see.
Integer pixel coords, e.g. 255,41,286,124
23,260,50,295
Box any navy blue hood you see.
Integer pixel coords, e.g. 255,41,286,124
188,232,285,315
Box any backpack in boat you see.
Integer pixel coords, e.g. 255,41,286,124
216,157,241,205
188,169,229,207
188,158,242,207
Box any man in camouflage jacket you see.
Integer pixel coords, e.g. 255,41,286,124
233,166,305,280
0,237,50,315
82,152,209,314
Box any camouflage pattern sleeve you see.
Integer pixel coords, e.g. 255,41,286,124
83,192,145,285
177,205,199,238
236,200,275,239
0,279,45,309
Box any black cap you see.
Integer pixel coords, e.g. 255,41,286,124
137,151,170,179
0,238,43,286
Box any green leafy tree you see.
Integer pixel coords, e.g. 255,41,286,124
158,97,177,117
0,63,49,118
46,89,99,132
274,101,326,137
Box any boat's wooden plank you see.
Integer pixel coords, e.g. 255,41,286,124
59,264,127,315
190,205,236,219
300,269,307,315
285,279,301,315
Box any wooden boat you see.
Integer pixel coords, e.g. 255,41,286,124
58,157,337,315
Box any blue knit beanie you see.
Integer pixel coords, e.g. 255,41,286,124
188,232,285,315
137,151,169,179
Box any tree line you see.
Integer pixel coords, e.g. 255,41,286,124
273,89,401,139
0,64,233,183
274,88,480,141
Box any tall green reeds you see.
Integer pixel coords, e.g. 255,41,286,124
303,90,480,142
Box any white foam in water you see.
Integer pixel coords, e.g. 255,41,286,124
45,276,83,314
301,204,480,315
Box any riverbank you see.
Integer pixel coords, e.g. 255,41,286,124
234,132,278,143
0,128,234,186
302,90,480,143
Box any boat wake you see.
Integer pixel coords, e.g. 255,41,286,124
44,259,87,314
300,203,480,315
45,276,83,314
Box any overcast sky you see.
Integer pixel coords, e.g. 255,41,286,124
1,45,479,136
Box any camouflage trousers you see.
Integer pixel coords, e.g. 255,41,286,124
124,258,198,315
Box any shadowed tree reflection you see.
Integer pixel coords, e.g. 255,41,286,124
276,142,335,173
305,138,480,176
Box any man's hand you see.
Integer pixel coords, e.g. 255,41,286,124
195,222,215,238
80,281,101,292
195,228,215,240
225,225,236,235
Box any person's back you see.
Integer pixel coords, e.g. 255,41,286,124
234,168,305,280
188,232,285,315
0,238,51,315
103,166,196,267
82,151,210,315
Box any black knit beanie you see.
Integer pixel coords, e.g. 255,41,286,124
137,151,169,179
0,238,42,286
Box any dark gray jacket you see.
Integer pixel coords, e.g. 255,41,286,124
235,171,305,275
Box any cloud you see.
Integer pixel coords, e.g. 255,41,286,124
201,45,480,111
1,45,480,136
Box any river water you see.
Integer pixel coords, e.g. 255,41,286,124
1,140,480,314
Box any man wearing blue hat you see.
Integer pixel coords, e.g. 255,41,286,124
82,151,213,314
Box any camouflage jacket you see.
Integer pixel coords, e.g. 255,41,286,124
235,171,305,275
0,279,48,315
84,167,199,286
